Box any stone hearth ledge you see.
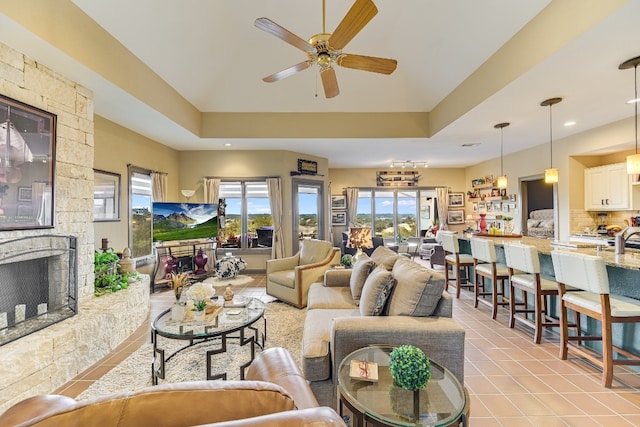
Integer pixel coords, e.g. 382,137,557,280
0,275,150,413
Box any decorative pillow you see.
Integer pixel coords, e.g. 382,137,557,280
350,255,374,305
347,227,374,249
538,219,554,229
359,266,396,316
386,257,445,316
370,246,399,270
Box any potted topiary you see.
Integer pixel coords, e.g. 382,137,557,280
388,345,432,421
341,254,353,268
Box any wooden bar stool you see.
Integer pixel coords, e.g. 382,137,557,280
503,242,560,344
551,250,640,387
470,237,509,319
441,232,474,298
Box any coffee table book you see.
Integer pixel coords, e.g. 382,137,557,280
349,360,379,382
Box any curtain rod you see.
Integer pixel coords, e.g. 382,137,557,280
126,164,166,175
203,175,280,180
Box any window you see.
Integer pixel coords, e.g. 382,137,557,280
129,169,153,258
219,180,272,249
355,189,432,239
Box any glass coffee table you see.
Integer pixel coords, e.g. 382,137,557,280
151,296,265,385
338,346,468,427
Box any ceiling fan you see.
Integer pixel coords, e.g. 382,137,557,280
254,0,397,98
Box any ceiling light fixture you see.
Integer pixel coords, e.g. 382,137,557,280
619,55,640,174
494,122,509,189
541,97,562,184
389,160,428,169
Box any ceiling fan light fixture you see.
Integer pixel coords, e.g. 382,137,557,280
494,122,509,189
620,55,640,174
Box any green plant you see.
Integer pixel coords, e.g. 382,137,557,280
389,345,431,390
192,299,207,312
94,249,135,296
502,216,513,221
341,254,353,268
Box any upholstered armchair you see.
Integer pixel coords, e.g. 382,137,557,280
266,239,341,308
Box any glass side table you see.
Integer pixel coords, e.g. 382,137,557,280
338,345,468,427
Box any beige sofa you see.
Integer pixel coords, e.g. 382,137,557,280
0,348,345,427
301,246,466,408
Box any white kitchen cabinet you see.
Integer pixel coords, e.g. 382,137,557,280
584,162,632,210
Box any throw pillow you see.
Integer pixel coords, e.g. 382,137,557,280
349,255,374,305
386,257,445,316
359,266,396,316
370,246,400,270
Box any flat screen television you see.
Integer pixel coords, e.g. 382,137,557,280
152,202,218,242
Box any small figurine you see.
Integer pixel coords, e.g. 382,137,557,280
224,285,234,301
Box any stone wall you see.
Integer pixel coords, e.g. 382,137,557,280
0,42,150,410
0,41,94,299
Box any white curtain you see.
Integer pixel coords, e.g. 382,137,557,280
151,172,168,202
436,187,449,230
267,177,285,259
203,178,220,204
345,187,358,227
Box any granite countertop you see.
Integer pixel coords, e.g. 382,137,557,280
460,234,640,271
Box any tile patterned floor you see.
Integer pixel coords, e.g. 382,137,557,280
55,270,640,426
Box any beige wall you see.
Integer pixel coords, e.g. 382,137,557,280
93,116,180,252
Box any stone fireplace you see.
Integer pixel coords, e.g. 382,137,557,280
0,235,78,347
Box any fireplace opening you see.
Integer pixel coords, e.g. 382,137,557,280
0,235,77,346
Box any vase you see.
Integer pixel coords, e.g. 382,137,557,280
171,302,185,321
479,213,487,233
194,310,205,322
504,221,514,235
224,285,234,301
194,248,208,274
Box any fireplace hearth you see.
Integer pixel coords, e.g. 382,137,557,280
0,235,77,346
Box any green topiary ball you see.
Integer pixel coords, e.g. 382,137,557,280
341,254,353,268
389,345,431,391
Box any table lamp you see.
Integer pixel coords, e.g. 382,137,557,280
348,227,374,262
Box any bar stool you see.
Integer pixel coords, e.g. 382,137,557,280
441,232,474,298
503,242,560,344
551,250,640,387
470,237,509,319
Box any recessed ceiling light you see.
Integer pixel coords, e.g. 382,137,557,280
224,143,231,147
564,121,576,127
461,143,480,147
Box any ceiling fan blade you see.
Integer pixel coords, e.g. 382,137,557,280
337,54,397,74
254,17,315,53
328,0,378,50
321,67,339,98
262,61,313,83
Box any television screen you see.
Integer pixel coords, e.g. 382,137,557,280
152,202,218,242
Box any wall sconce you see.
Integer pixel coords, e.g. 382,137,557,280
181,189,195,202
494,122,509,188
390,160,428,169
619,55,640,174
541,97,562,184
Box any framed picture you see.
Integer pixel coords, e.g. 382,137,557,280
447,192,464,207
0,94,56,230
447,210,465,224
297,158,318,175
472,202,478,213
500,188,507,197
17,187,32,202
486,203,493,212
331,211,346,226
94,169,120,221
509,194,517,202
331,194,346,210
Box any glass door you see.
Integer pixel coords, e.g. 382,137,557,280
292,180,324,253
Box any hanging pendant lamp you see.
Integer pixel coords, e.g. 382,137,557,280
541,97,562,184
619,56,640,174
494,122,509,188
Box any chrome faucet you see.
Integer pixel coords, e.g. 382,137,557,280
614,226,640,255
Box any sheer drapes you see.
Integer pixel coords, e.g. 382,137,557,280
151,172,168,202
267,178,285,259
436,187,448,230
345,187,358,227
203,178,220,204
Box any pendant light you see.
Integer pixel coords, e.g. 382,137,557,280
541,97,562,184
494,122,509,188
619,56,640,174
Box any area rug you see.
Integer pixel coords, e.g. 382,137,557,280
76,301,304,401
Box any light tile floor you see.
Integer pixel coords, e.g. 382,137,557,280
55,269,640,426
